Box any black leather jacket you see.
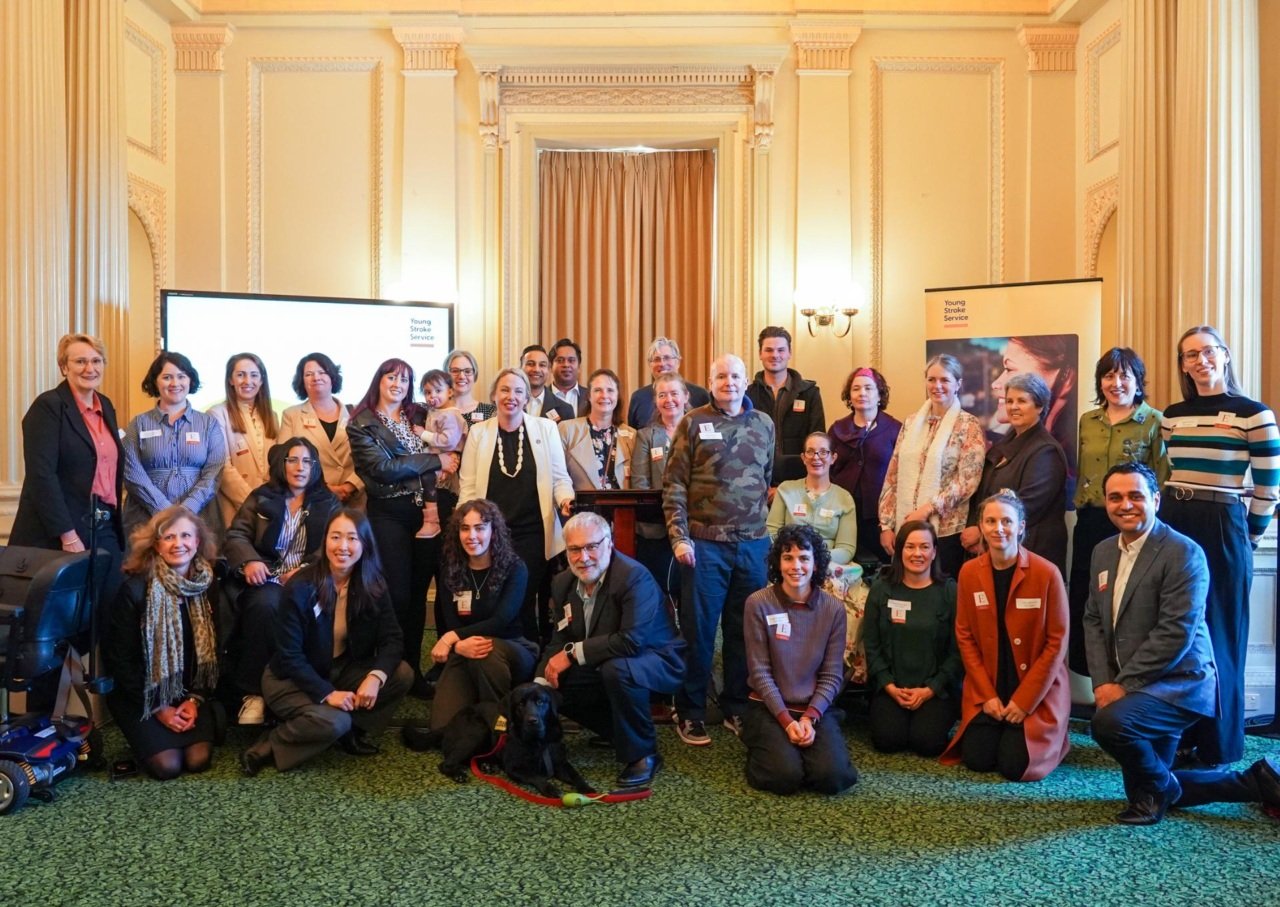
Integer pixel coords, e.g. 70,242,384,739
345,408,442,502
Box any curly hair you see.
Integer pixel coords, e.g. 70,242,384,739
766,523,831,589
441,499,521,596
121,505,217,576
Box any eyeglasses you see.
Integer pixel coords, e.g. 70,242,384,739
449,367,475,377
649,355,679,364
68,357,105,368
802,449,833,459
284,457,315,466
1181,345,1224,364
565,539,608,558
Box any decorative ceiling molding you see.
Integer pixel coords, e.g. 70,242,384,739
790,24,862,73
1017,25,1080,72
125,19,168,163
171,23,234,73
391,26,463,74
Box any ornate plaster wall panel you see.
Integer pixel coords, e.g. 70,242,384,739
125,20,167,163
1086,22,1121,161
127,174,167,349
246,58,384,297
1084,175,1118,276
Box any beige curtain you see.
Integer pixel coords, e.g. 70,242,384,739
539,149,714,403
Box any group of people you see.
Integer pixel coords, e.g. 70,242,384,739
9,324,1279,819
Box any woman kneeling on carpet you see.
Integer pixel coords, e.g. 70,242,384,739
241,508,412,775
742,524,858,796
941,490,1070,781
862,520,962,757
106,506,221,780
425,498,535,731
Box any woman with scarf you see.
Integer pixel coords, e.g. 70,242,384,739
877,354,985,579
105,506,221,780
560,368,635,491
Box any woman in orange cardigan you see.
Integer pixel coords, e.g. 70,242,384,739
941,489,1070,781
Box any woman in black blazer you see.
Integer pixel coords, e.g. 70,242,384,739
346,358,455,697
240,508,412,775
11,334,125,560
105,506,221,780
221,436,340,725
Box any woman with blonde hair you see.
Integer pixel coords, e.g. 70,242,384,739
105,506,221,780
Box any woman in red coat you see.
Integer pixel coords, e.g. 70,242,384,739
941,489,1070,781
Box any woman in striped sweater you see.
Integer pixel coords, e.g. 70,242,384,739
1160,325,1280,766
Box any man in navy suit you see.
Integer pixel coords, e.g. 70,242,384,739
1086,463,1279,825
538,512,684,787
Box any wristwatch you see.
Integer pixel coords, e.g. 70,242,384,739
563,642,577,664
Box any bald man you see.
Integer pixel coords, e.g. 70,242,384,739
663,354,775,746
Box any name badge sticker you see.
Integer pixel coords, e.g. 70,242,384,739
455,591,473,616
974,591,990,608
792,503,808,518
563,603,573,622
1097,570,1109,591
775,621,791,640
792,399,806,413
650,446,665,461
185,431,201,444
698,421,723,441
1015,598,1042,610
1215,411,1235,429
765,612,788,627
139,429,162,439
556,616,570,631
469,411,486,422
819,508,835,519
889,599,911,623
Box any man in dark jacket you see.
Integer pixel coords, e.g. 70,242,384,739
538,512,684,787
744,326,825,483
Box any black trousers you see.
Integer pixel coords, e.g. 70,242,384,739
868,690,958,757
368,495,442,679
961,713,1030,781
230,582,286,695
742,701,858,795
1160,495,1251,764
429,639,536,731
1067,505,1113,676
936,533,965,582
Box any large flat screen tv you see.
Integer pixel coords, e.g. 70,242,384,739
160,289,454,412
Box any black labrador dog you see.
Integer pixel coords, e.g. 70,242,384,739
403,683,594,798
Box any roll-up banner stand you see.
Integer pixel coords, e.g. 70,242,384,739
924,278,1102,704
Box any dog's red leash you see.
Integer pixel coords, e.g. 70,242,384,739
469,734,653,807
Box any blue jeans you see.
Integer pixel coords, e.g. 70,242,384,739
674,536,769,721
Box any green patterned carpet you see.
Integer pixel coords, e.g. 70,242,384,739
3,700,1279,907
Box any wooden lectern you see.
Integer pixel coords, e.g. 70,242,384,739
572,488,664,557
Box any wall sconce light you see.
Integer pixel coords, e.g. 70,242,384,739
795,285,861,338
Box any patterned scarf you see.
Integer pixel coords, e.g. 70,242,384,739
142,557,219,718
894,398,961,530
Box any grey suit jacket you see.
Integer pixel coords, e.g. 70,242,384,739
1082,519,1217,717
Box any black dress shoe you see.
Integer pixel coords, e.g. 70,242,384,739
1249,756,1280,809
617,754,662,788
410,675,436,701
338,729,380,756
1116,794,1166,826
240,748,268,778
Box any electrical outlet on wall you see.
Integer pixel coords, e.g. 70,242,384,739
1244,692,1261,710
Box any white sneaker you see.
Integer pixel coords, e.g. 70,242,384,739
238,695,265,726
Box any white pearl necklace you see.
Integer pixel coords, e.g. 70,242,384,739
496,422,525,478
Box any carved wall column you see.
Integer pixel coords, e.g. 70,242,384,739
392,28,462,307
790,22,860,367
1018,26,1078,280
1,0,70,513
172,24,234,292
1118,0,1177,398
66,0,129,409
1172,0,1262,394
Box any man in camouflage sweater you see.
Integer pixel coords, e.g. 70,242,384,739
663,353,775,746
